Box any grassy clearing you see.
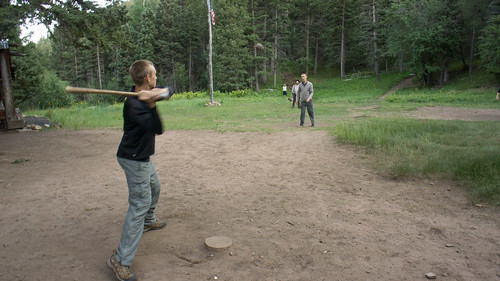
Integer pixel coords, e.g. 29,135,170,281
26,104,124,129
385,87,498,107
23,70,500,203
335,118,500,204
314,71,408,103
25,95,304,131
385,70,499,108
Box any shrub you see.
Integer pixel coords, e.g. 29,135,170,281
229,89,257,98
31,71,73,109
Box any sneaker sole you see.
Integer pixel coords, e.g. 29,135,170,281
143,221,167,233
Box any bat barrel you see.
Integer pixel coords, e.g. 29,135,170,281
65,86,138,97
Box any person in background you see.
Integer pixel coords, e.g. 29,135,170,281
290,79,300,108
496,87,499,101
282,83,288,96
296,73,314,127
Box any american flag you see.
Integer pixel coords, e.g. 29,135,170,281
209,0,215,25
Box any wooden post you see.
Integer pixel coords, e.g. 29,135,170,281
0,41,24,130
207,0,214,103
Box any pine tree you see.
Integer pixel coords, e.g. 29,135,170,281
384,0,461,85
212,0,253,92
478,0,500,75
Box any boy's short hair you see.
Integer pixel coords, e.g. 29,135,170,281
130,60,154,85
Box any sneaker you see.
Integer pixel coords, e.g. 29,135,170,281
143,220,167,233
107,251,137,281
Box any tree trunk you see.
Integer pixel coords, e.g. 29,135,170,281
313,36,319,75
262,11,267,84
373,0,379,82
252,1,259,91
171,57,176,91
305,7,310,75
97,45,102,89
340,0,345,78
398,52,403,73
114,46,120,85
188,48,193,91
443,61,449,84
254,45,259,91
459,42,468,70
60,40,66,81
74,48,79,87
273,8,278,87
469,21,476,80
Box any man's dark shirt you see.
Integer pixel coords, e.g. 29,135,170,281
117,96,163,162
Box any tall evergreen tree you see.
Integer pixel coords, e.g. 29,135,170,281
458,0,490,79
321,0,363,77
385,0,461,85
478,0,500,76
212,0,253,91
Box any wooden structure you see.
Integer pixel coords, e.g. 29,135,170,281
0,40,24,130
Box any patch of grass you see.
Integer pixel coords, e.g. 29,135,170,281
12,158,30,164
313,71,408,103
24,95,305,131
385,87,498,107
385,69,499,108
334,118,500,204
161,96,302,132
25,103,124,129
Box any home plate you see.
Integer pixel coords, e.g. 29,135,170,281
205,236,232,251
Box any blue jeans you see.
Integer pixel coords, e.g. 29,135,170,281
300,100,314,126
115,157,161,266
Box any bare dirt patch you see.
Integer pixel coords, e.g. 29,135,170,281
408,106,500,121
1,129,499,280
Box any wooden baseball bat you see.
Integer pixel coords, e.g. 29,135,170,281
65,86,138,97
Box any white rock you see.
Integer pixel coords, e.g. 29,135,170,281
425,272,437,279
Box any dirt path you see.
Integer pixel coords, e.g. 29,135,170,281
378,76,415,100
1,129,499,280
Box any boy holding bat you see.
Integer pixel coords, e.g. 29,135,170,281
107,60,169,281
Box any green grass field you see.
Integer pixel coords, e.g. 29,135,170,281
24,69,500,204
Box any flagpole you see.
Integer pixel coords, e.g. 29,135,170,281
207,0,214,103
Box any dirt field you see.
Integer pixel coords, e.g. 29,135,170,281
1,125,499,281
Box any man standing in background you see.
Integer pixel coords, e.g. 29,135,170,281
291,79,300,108
296,73,314,127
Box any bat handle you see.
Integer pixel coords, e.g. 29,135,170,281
159,92,171,100
158,86,175,100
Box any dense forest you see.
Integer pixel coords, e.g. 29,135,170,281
2,0,500,108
